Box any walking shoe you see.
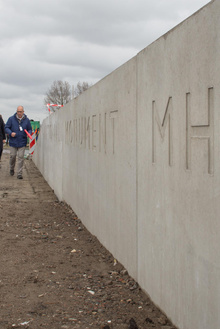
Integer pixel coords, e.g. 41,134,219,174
10,169,14,176
17,175,23,179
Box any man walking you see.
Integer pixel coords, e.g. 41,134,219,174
5,106,32,179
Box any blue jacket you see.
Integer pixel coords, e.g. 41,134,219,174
5,113,32,148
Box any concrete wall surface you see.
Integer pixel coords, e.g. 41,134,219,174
33,1,220,328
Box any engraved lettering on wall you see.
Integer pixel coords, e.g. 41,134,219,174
110,110,118,155
86,117,90,150
64,110,118,155
152,97,173,166
80,117,84,146
92,115,97,151
186,87,214,174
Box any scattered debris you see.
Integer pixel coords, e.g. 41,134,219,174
129,317,139,329
0,154,177,329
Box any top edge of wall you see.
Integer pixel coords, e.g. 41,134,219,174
137,0,214,55
90,0,214,88
42,0,214,124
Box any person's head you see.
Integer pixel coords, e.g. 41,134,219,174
17,106,24,118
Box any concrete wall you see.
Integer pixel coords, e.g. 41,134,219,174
33,1,220,328
35,58,138,279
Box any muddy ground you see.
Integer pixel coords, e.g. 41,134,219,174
0,151,177,329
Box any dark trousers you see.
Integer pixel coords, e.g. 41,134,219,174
0,138,3,160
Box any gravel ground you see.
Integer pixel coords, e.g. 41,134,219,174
0,151,178,329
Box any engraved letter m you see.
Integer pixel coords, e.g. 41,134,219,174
152,97,173,166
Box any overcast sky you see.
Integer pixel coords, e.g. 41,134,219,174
0,0,210,123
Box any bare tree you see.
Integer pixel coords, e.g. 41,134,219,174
44,80,92,112
74,81,92,98
44,80,71,110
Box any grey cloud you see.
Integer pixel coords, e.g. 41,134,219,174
0,0,209,47
0,0,209,122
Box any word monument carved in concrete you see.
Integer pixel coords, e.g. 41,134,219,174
65,110,118,155
34,1,220,329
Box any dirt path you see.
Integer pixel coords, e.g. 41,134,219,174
0,151,177,329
